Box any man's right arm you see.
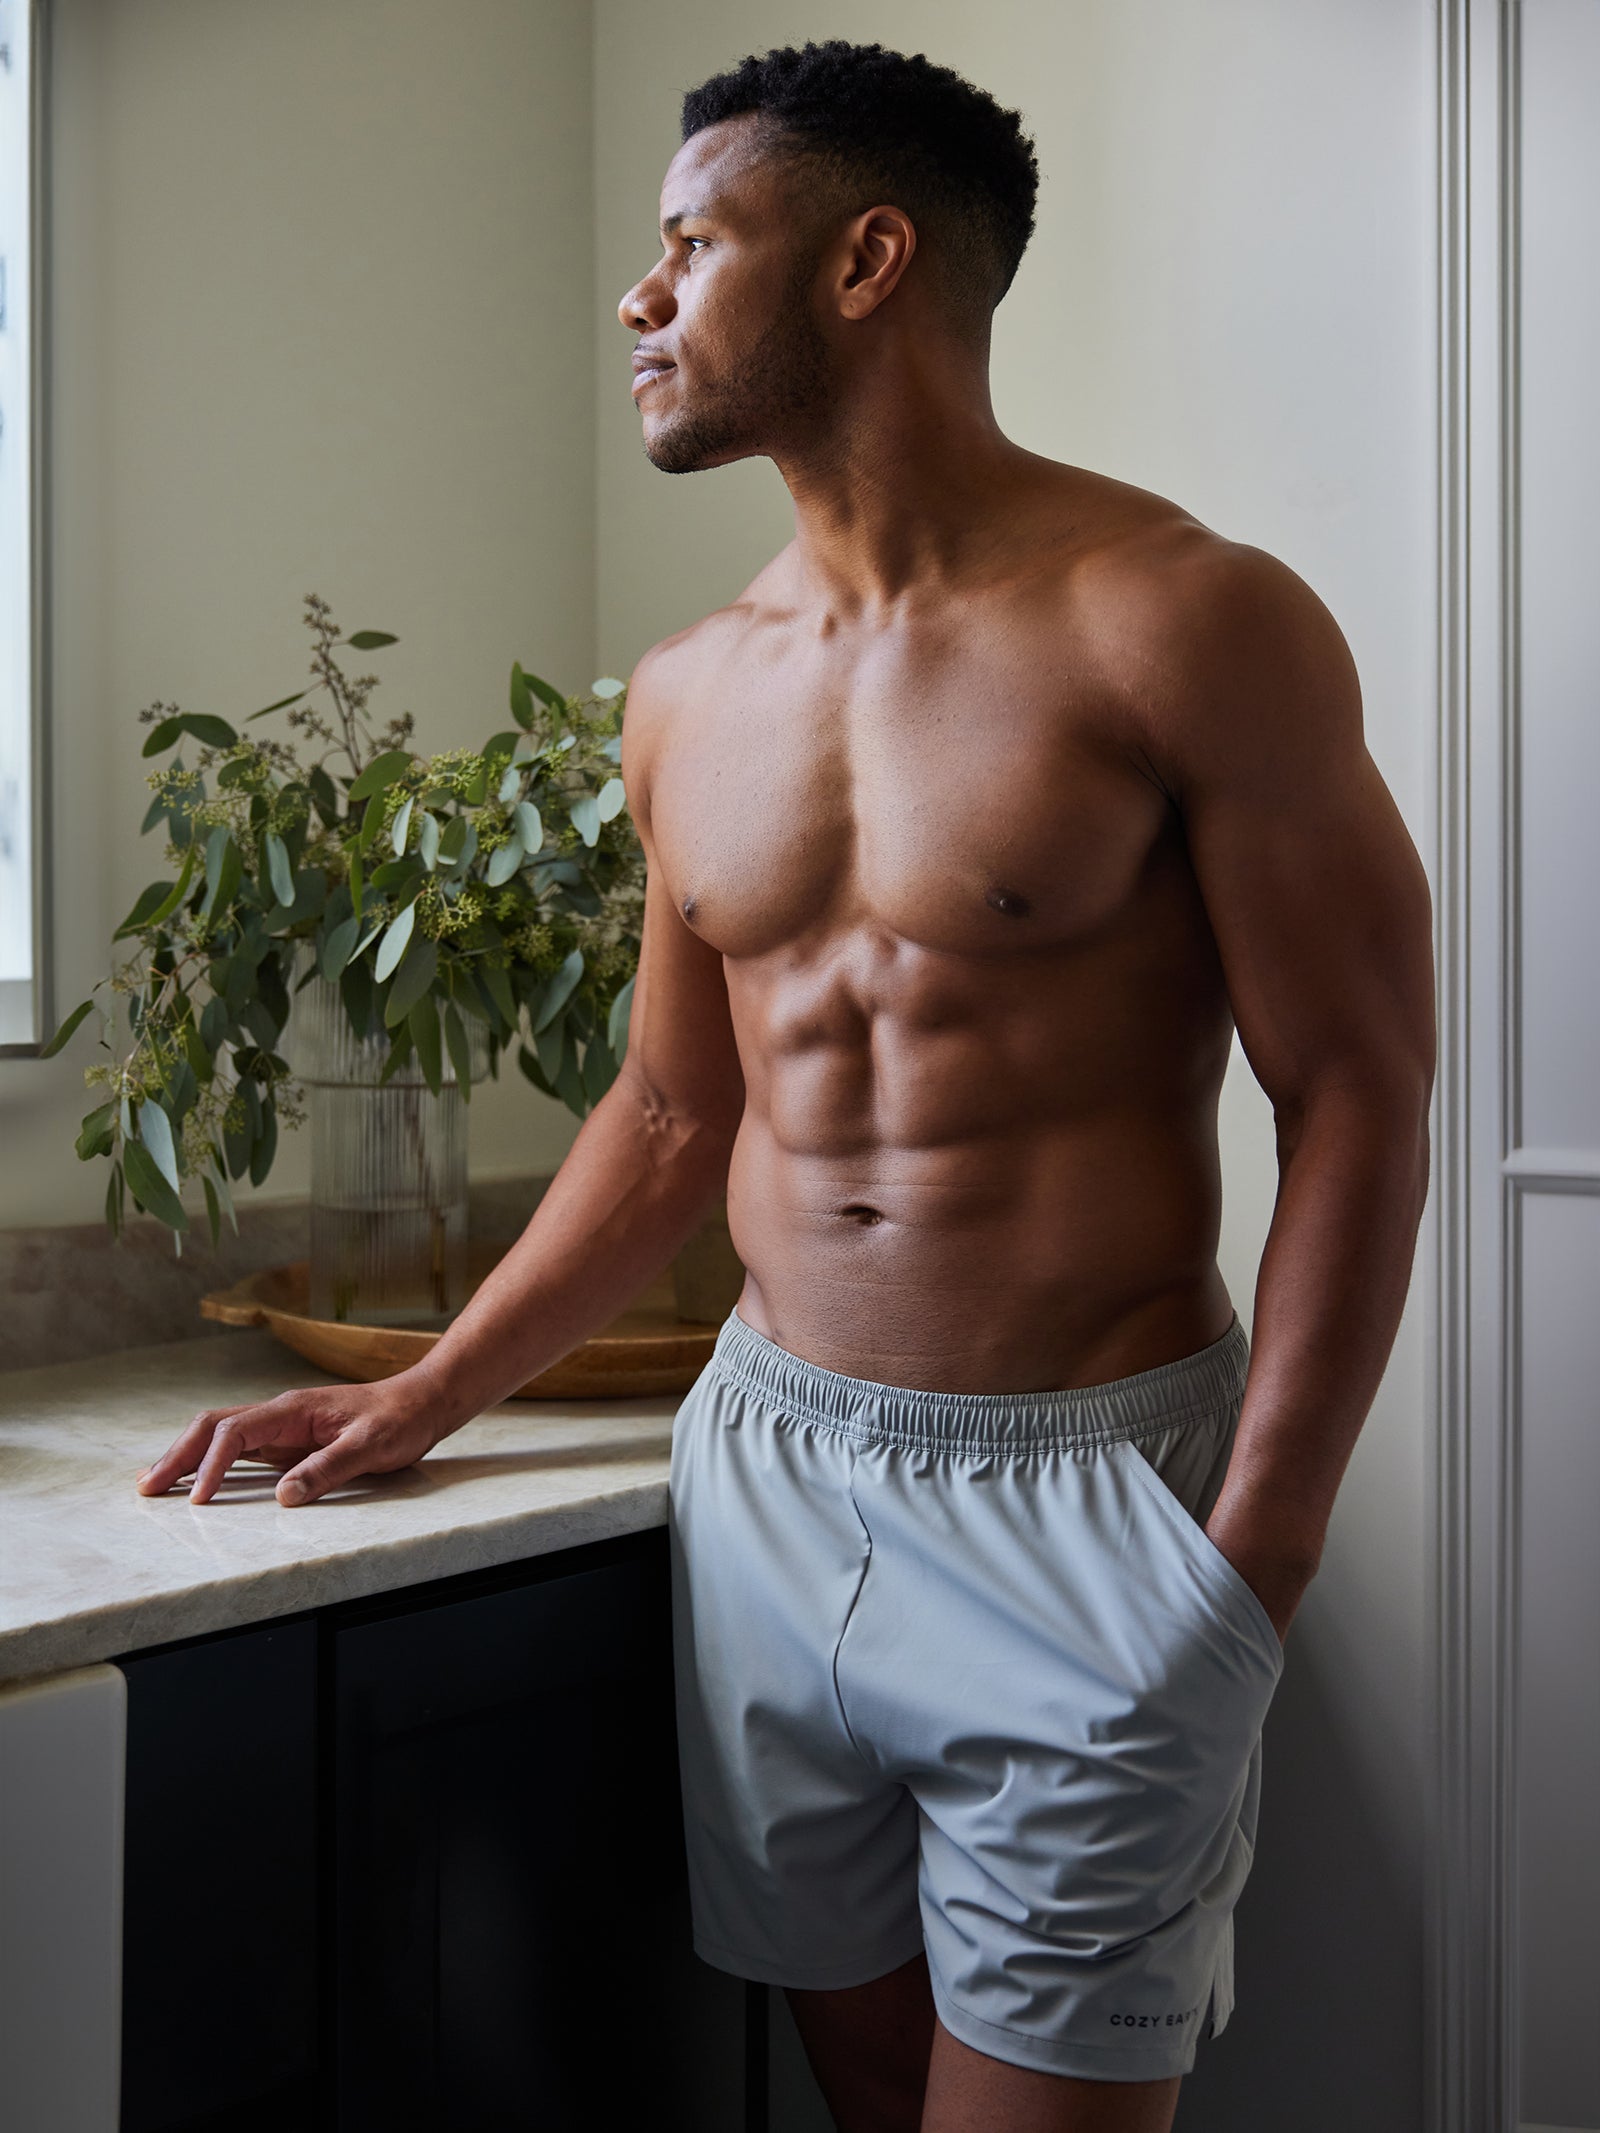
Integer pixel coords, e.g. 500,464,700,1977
136,637,747,1506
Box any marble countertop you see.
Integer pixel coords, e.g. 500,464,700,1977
0,1328,680,1686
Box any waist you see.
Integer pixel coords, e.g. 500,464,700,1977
705,1303,1250,1456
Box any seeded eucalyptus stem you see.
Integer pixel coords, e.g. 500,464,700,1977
44,595,644,1248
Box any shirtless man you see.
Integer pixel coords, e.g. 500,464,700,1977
136,40,1436,2133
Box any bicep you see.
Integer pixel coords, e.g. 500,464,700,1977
1149,547,1435,1113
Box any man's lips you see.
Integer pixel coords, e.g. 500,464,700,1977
631,359,675,398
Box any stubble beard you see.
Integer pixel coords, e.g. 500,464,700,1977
643,264,835,476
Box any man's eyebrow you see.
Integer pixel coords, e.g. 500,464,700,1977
660,205,714,237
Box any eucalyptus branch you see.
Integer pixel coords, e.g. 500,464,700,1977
44,596,643,1246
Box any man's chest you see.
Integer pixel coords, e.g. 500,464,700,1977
644,628,1177,964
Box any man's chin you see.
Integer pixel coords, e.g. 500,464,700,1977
641,413,751,476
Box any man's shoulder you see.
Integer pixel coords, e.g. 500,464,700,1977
623,548,800,717
1060,494,1354,735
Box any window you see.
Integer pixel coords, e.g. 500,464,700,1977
0,0,47,1052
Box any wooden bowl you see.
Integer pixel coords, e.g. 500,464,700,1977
199,1245,723,1398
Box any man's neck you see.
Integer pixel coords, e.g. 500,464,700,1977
774,358,1041,618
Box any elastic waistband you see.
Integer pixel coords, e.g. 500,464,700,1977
705,1305,1250,1455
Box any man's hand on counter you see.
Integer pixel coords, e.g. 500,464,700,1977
134,1372,446,1507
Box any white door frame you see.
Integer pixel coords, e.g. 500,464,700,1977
1430,5,1596,2128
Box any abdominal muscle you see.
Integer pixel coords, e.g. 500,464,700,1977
721,965,1238,1396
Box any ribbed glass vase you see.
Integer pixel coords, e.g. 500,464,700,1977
286,961,487,1327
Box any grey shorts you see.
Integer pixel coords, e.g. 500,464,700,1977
666,1303,1285,2084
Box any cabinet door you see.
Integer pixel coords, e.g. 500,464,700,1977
333,1536,744,2132
119,1619,320,2133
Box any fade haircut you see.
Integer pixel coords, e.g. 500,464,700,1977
680,40,1040,333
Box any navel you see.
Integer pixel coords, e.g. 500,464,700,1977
985,885,1033,918
838,1204,885,1225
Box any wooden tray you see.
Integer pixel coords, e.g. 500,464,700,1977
199,1246,722,1398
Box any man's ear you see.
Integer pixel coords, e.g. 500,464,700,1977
836,206,917,320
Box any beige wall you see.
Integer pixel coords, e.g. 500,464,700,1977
8,5,1439,2115
594,6,1436,2126
0,0,594,1228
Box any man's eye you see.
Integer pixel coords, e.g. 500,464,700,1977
684,237,708,253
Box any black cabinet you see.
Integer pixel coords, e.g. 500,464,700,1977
118,1529,752,2132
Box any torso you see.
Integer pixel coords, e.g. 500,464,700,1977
642,464,1241,1393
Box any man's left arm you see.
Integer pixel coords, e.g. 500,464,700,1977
1133,537,1437,1642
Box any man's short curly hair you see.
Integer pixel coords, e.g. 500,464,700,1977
680,41,1040,329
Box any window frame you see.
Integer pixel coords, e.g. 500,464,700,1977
0,0,52,1057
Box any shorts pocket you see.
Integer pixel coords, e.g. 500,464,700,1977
1118,1436,1284,1674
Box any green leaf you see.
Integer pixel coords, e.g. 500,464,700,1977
379,1021,414,1083
374,899,417,982
532,947,585,1034
568,795,601,847
480,959,517,1030
417,810,441,869
486,836,523,887
591,676,625,701
369,856,425,894
383,936,439,1028
248,1101,278,1187
340,955,377,1040
534,1014,564,1084
350,913,387,964
348,849,364,924
115,842,201,940
595,775,627,823
183,1015,214,1082
409,993,443,1095
208,1154,239,1236
390,794,414,856
442,1000,472,1097
141,790,168,833
123,1139,189,1231
183,713,238,749
246,690,308,722
308,764,340,822
265,831,294,908
526,671,565,711
438,815,478,871
240,997,281,1050
510,663,535,731
348,749,413,803
453,972,492,1024
320,913,360,980
344,629,398,650
202,1171,222,1248
606,971,635,1058
200,993,229,1051
41,997,96,1057
358,789,388,852
514,800,543,854
496,763,521,806
222,1100,250,1176
516,1044,556,1097
115,880,179,939
75,1101,117,1161
555,1041,587,1117
141,716,187,757
106,1161,125,1238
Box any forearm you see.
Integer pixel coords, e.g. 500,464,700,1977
1208,1076,1431,1587
406,1071,738,1438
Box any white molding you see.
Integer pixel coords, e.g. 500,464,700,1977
1430,2,1528,2128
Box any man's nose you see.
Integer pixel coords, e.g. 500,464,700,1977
618,268,672,333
